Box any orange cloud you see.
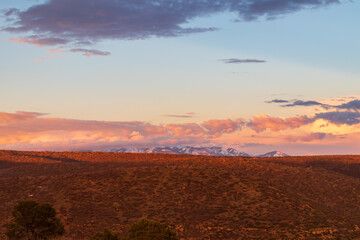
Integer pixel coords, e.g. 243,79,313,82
165,123,206,137
34,57,45,63
201,119,244,137
0,111,46,126
248,114,313,132
0,112,244,150
8,37,68,46
2,110,359,153
48,49,63,53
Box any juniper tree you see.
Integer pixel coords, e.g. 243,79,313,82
6,200,65,240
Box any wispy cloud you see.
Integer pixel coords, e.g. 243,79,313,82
3,8,19,17
163,112,196,118
163,115,193,118
34,57,45,63
286,132,336,142
220,58,266,64
282,100,325,108
267,98,360,111
8,37,68,46
265,99,289,103
70,48,110,57
48,49,63,53
266,99,325,107
239,142,267,148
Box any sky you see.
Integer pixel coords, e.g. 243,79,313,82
1,0,360,155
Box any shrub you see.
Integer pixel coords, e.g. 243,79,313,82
90,229,123,240
127,218,178,240
6,200,65,240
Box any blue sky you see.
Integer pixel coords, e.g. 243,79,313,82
1,0,360,154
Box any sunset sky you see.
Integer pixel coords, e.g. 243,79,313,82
1,0,360,155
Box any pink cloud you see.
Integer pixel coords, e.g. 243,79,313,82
0,111,46,126
248,114,313,132
48,49,63,53
201,119,244,137
9,37,68,46
2,110,357,152
34,57,45,63
165,123,206,137
0,112,243,150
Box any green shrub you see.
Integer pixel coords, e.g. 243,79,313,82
90,229,124,240
6,200,65,240
127,218,178,240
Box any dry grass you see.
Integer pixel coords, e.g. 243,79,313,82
1,150,360,239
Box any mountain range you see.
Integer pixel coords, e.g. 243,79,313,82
104,146,288,157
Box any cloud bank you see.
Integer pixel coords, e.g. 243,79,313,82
3,0,340,50
2,103,360,150
0,111,244,150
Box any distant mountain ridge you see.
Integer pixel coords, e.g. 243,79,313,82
105,146,288,157
256,151,289,158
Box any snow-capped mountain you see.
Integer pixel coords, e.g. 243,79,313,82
257,151,289,158
105,146,288,157
107,146,251,157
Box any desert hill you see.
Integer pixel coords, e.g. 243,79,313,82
1,150,360,239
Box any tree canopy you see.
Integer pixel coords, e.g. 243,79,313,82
90,229,124,240
6,200,65,240
127,218,178,240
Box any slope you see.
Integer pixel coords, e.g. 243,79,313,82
1,150,360,239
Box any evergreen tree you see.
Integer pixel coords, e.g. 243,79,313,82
6,200,65,240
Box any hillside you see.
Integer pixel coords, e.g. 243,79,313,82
1,150,360,239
